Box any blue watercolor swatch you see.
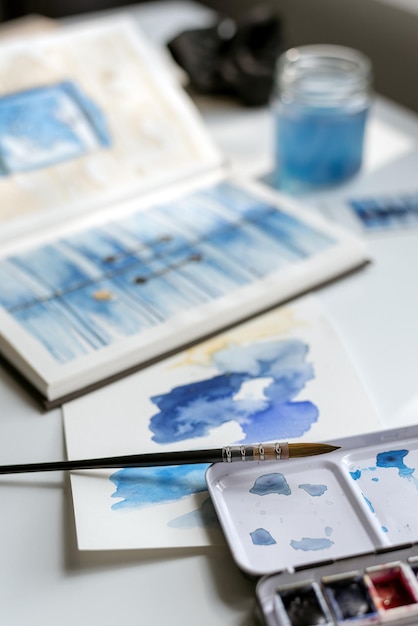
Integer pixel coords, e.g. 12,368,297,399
0,81,110,175
149,339,319,445
350,193,418,231
110,464,209,510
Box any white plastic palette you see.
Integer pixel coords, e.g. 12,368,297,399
206,424,418,578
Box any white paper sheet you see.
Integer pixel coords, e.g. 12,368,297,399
63,295,380,550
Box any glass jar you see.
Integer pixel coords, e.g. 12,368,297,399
272,44,372,192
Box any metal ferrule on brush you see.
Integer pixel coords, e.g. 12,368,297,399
221,442,290,462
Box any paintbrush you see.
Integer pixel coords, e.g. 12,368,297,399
0,442,339,475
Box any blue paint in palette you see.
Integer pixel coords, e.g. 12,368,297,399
376,449,415,478
290,537,334,551
298,483,327,496
247,471,336,552
347,447,418,540
363,495,375,513
250,528,277,546
250,473,292,497
208,425,418,618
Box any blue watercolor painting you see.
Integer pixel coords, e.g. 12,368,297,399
0,181,335,363
110,464,208,510
110,336,319,524
0,81,110,176
349,193,418,231
149,339,318,444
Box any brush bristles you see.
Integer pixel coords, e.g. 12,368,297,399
288,443,340,458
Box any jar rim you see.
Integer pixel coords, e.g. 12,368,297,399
279,44,372,78
276,44,372,105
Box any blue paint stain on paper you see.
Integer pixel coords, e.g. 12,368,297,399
109,464,209,510
250,528,277,545
299,483,327,496
167,497,219,529
250,473,292,496
108,334,319,521
149,339,318,445
290,537,334,551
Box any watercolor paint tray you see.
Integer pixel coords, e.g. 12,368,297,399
206,424,418,579
255,546,418,626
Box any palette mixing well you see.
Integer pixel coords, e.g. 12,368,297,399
207,425,418,577
206,425,418,624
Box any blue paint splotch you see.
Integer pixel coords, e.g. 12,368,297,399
250,528,277,545
350,469,361,481
149,339,318,445
377,448,418,490
110,337,319,520
298,483,327,496
376,449,414,477
250,472,291,496
290,537,334,551
362,494,375,513
110,464,209,510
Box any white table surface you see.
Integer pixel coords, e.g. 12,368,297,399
2,2,418,624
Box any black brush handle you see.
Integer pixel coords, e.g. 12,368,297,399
0,442,339,475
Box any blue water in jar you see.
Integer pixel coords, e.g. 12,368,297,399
275,101,368,191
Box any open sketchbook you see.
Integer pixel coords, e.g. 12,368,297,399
0,16,369,408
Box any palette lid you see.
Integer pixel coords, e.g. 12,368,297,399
206,424,418,577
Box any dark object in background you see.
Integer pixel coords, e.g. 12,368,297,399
167,8,284,107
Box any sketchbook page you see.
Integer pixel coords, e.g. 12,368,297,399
0,15,222,245
62,294,381,550
0,174,368,404
0,174,369,404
